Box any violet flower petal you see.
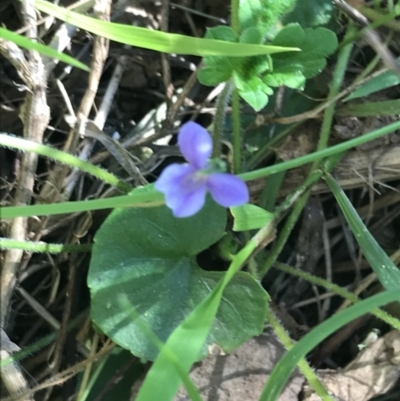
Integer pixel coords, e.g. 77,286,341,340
154,163,208,217
154,163,195,194
166,184,207,218
178,122,213,169
206,173,249,207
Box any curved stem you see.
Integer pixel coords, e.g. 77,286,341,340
0,133,132,193
273,261,400,330
0,238,92,253
266,307,335,401
259,188,311,276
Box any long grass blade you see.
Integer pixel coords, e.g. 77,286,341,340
33,0,297,57
325,173,400,290
0,27,89,71
260,289,400,401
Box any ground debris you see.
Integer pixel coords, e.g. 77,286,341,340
303,330,400,401
173,331,304,401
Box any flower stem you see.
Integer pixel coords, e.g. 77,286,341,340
229,0,242,173
230,0,240,34
266,306,335,401
312,22,356,170
212,81,234,158
231,88,242,173
257,25,355,276
259,188,311,277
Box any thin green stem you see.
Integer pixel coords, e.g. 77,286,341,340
0,133,132,193
0,238,92,253
258,39,351,275
257,154,343,277
231,88,242,173
230,0,240,34
212,81,234,157
3,117,400,219
240,118,400,181
312,23,355,169
229,0,244,174
273,261,400,331
259,189,311,277
266,307,335,401
245,123,300,171
2,191,164,219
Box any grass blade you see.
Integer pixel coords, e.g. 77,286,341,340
0,27,89,71
33,0,297,57
135,235,265,401
260,289,400,401
325,173,400,290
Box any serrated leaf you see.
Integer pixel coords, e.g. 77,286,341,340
283,0,335,28
198,64,233,86
199,26,239,85
231,204,274,231
234,73,273,111
264,70,305,89
239,0,297,32
88,195,267,361
205,26,238,42
240,27,264,44
239,0,263,30
268,24,337,83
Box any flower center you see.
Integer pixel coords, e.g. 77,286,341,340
201,158,227,175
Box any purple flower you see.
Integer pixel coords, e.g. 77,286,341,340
155,122,249,218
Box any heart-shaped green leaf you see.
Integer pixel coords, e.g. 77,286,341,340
88,195,267,361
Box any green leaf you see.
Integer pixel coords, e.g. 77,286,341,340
336,99,400,117
205,26,238,42
231,204,274,231
198,26,239,85
197,64,233,86
88,195,267,361
263,70,305,89
343,65,400,102
134,230,267,401
283,0,335,28
0,27,89,72
239,27,264,44
267,24,337,86
239,0,297,32
239,0,263,31
34,0,297,57
234,73,273,111
325,174,400,291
